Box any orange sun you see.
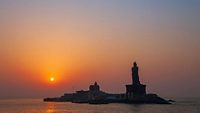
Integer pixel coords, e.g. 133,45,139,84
50,77,55,82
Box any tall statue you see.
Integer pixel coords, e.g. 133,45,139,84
132,62,140,85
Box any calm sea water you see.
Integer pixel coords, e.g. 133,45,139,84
0,98,199,113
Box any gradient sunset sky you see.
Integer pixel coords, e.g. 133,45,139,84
0,0,200,98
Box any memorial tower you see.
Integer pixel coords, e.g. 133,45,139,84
126,62,146,99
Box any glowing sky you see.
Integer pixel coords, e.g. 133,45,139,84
0,0,200,98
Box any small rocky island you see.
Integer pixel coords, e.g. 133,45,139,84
44,62,171,104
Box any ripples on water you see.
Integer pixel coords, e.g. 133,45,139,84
0,98,200,113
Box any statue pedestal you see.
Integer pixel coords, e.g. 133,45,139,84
126,84,146,99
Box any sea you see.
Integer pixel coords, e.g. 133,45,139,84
0,98,199,113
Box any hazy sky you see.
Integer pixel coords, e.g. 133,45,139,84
0,0,200,98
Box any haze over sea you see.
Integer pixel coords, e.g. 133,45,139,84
0,0,200,112
0,98,199,113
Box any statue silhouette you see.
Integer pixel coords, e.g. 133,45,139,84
132,62,140,85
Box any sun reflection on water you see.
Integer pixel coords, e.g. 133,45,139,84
46,103,55,113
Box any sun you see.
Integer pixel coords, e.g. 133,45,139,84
50,77,55,82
